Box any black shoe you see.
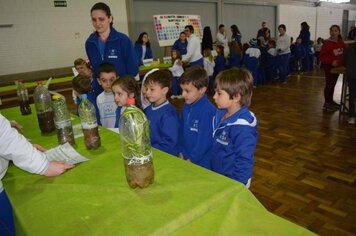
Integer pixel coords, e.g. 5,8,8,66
331,101,341,109
323,103,338,111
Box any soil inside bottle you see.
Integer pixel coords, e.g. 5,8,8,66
82,127,101,149
57,126,75,146
20,100,31,115
124,159,154,189
37,110,55,133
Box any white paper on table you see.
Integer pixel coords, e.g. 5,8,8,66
45,143,90,165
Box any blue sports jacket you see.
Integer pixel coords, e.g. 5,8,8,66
210,107,258,185
172,39,188,56
85,28,139,96
134,43,153,64
179,95,216,169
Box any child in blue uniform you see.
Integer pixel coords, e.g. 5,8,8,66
72,74,100,123
211,68,258,188
144,70,180,156
179,66,216,169
214,45,225,77
111,75,140,129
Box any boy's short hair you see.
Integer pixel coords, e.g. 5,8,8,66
215,68,253,107
278,24,286,31
267,39,276,46
98,63,117,79
185,25,194,33
180,65,208,89
144,70,172,89
219,24,225,29
72,75,92,94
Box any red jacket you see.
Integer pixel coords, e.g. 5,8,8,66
320,38,346,67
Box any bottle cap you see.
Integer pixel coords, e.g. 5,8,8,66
52,94,61,100
37,81,42,85
127,98,135,105
18,79,24,83
81,94,87,99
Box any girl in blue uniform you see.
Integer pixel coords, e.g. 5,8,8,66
134,32,153,65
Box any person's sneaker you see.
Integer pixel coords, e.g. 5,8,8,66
331,101,341,109
323,103,338,111
348,117,355,125
170,95,177,99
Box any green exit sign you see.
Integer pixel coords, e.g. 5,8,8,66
54,1,67,7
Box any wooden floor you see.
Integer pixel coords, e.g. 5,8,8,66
172,69,356,235
239,70,356,235
5,68,355,235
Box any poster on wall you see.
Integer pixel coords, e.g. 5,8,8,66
153,14,203,47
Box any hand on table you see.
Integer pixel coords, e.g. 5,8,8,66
43,161,75,177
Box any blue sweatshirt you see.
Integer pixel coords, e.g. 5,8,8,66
114,106,123,128
214,54,225,75
144,101,179,156
180,95,216,169
229,50,241,68
172,39,188,56
134,43,153,64
85,28,139,96
211,107,258,186
293,44,306,59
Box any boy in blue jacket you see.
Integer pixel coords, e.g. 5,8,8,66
211,68,258,188
179,66,216,169
144,70,180,156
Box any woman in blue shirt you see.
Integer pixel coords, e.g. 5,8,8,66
172,31,188,56
134,32,153,65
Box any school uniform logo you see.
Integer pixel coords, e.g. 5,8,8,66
190,120,199,132
103,102,116,118
216,131,228,145
333,48,343,56
108,49,118,59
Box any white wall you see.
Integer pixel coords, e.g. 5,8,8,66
0,0,128,76
278,5,317,41
278,5,344,41
350,10,356,21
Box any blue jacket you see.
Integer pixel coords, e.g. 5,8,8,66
229,50,241,68
144,101,179,156
134,43,153,64
172,39,187,56
232,34,242,44
298,30,310,46
179,95,216,169
214,54,225,76
293,44,306,59
211,107,258,185
85,28,139,96
114,106,123,128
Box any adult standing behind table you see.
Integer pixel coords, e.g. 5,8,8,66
182,25,204,67
172,31,188,56
344,41,356,124
134,32,153,65
0,114,74,236
85,2,139,97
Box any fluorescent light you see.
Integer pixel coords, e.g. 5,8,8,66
319,0,350,3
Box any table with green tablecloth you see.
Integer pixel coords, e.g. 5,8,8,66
1,106,314,236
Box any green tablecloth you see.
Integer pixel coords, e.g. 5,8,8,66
0,77,73,93
1,106,314,236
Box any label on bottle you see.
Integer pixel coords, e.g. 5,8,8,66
81,122,98,129
123,152,152,165
54,119,72,129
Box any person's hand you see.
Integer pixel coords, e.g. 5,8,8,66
33,144,46,152
10,120,23,133
43,161,75,177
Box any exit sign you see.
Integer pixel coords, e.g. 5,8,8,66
54,1,67,7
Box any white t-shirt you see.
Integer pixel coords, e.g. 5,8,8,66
182,34,203,63
169,60,184,77
96,91,117,128
204,57,215,76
